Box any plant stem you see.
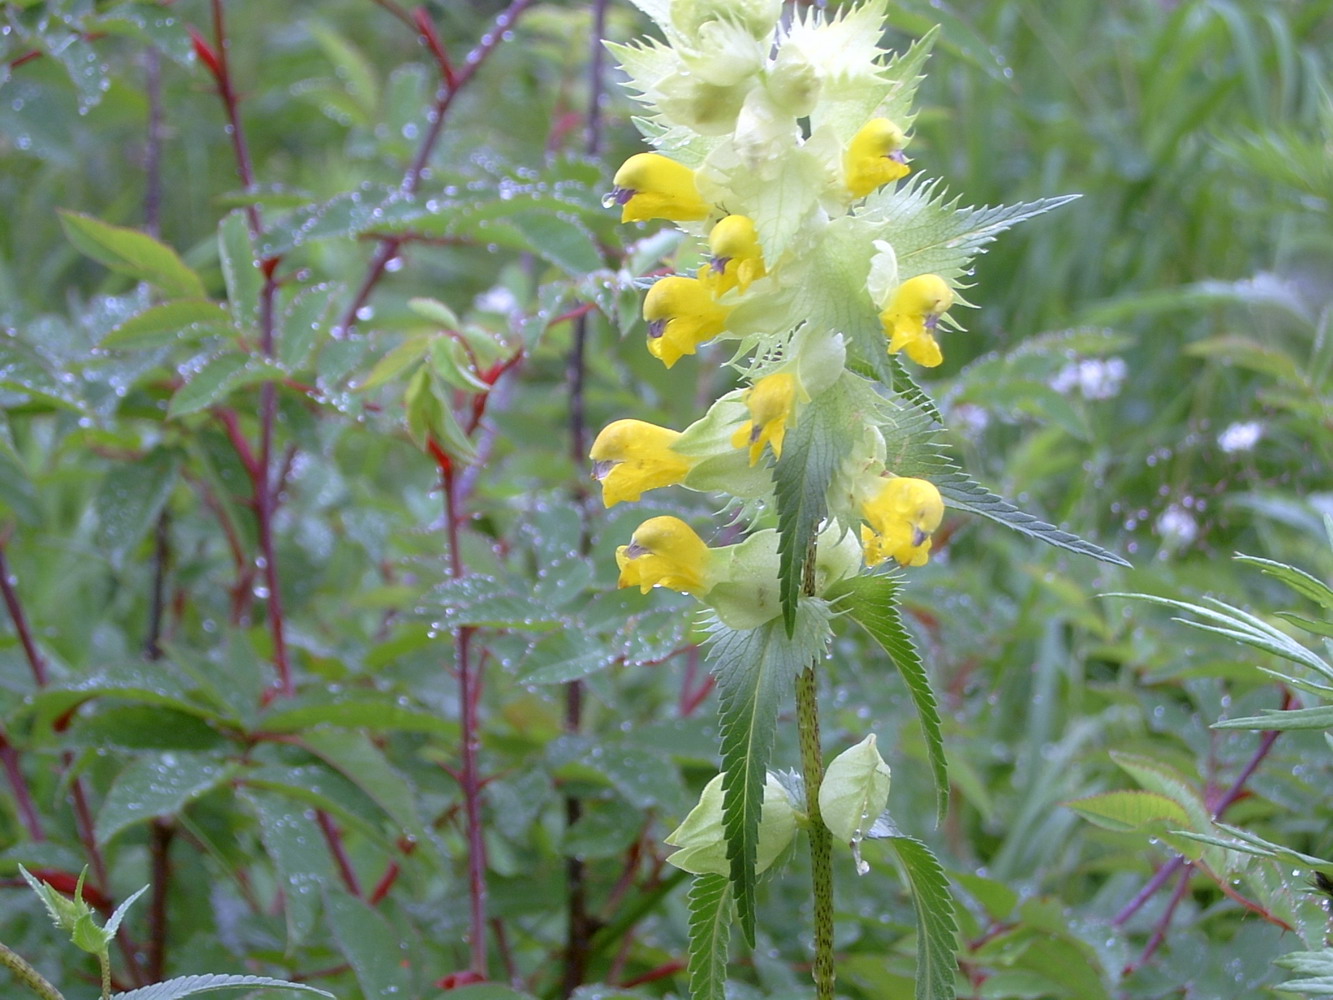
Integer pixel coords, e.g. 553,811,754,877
0,940,65,1000
98,951,110,1000
0,545,49,687
795,538,834,1000
796,664,835,1000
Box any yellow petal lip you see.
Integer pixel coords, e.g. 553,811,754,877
589,418,694,507
860,476,944,568
701,215,766,296
615,516,713,595
881,274,954,369
610,153,711,223
845,117,912,198
643,275,732,368
729,372,800,465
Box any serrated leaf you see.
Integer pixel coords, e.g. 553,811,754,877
102,300,234,350
773,378,861,633
1066,790,1191,832
828,572,948,822
58,211,206,299
686,873,732,1000
877,835,958,1000
110,974,333,1000
95,752,236,844
709,600,832,945
325,888,410,999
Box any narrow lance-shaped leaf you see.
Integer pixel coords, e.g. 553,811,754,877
708,600,832,945
686,873,732,1000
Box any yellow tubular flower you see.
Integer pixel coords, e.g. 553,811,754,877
860,477,944,567
700,215,767,296
616,516,714,595
589,419,695,507
880,274,954,368
643,276,733,368
729,372,798,465
844,118,911,198
610,153,711,223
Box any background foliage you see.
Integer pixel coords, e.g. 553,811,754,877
0,1,1330,998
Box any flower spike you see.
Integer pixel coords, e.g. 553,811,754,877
590,419,695,507
860,476,944,567
844,118,911,198
643,276,733,367
616,516,714,595
610,153,711,223
880,274,954,368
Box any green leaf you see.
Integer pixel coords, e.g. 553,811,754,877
357,334,429,392
102,300,234,350
878,835,958,1000
773,376,861,633
58,211,206,299
819,734,893,843
686,873,732,1000
241,764,397,850
95,752,236,845
708,599,832,945
431,575,565,630
520,630,619,684
169,354,286,419
446,987,540,1000
1274,949,1333,996
828,572,948,821
240,789,331,947
258,698,457,737
280,282,339,369
1065,790,1191,832
109,974,333,1000
1213,705,1333,731
324,888,411,1000
1233,554,1333,609
510,210,603,275
94,447,177,566
218,211,261,332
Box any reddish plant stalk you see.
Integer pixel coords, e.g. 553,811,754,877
442,457,489,976
332,0,539,339
146,819,175,982
317,811,364,899
0,546,49,688
0,729,43,841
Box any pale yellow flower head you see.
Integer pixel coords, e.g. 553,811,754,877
844,117,911,199
729,372,800,465
610,153,711,223
616,516,714,595
590,419,695,507
859,476,944,567
880,274,954,368
700,214,767,296
643,275,733,368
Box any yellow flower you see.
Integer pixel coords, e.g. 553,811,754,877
844,118,911,198
860,477,944,567
644,275,733,368
616,516,714,595
729,372,799,465
609,153,711,223
590,419,695,507
879,274,954,368
699,215,766,296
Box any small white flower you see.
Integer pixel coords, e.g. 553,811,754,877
1155,505,1198,546
1217,421,1263,454
1049,357,1128,400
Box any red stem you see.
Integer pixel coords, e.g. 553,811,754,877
443,461,488,976
331,0,539,340
317,811,364,899
0,545,49,687
0,730,44,841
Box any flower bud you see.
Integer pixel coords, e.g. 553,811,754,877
609,153,710,223
844,118,911,198
819,734,891,844
665,772,797,876
643,275,733,368
880,274,954,368
616,516,714,595
860,476,944,567
590,419,695,507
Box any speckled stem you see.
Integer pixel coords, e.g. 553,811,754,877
0,940,65,1000
797,538,835,1000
